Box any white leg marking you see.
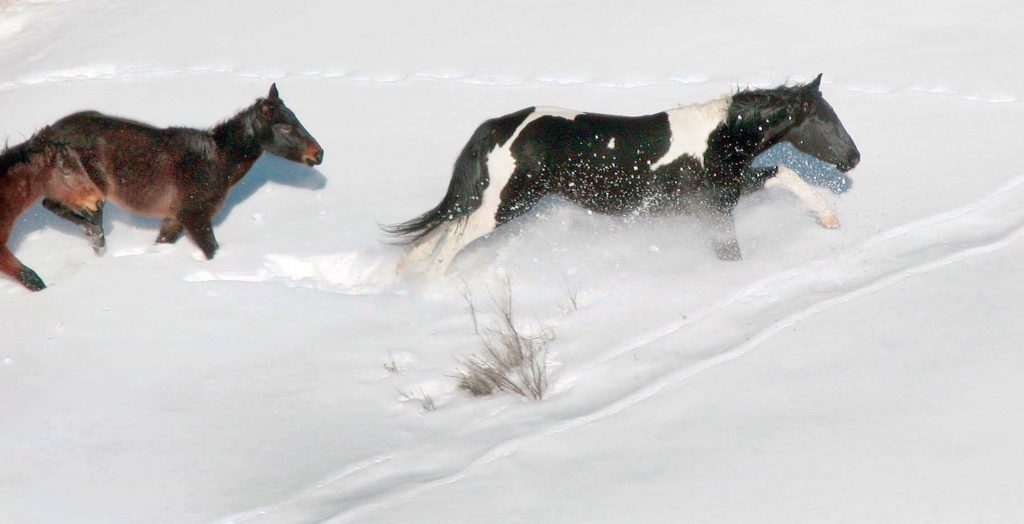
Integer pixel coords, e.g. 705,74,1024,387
764,166,839,228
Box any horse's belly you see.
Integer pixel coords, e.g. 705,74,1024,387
555,165,654,215
104,173,179,216
107,186,177,218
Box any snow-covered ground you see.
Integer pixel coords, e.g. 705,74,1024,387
1,1,1022,522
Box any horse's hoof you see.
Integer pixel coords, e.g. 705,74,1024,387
715,242,743,261
18,269,46,292
818,214,840,229
91,237,107,256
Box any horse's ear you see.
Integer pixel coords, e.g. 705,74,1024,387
268,83,280,100
807,73,822,93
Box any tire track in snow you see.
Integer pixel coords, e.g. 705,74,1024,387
220,175,1024,523
0,64,1018,104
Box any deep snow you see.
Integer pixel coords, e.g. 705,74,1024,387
1,1,1022,523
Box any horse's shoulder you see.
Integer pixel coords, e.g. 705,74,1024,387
664,97,731,120
175,130,218,160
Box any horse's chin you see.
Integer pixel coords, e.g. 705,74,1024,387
77,205,102,222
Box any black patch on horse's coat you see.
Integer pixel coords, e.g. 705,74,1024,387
496,112,673,223
384,106,534,242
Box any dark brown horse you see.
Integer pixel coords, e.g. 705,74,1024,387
44,84,324,259
1,128,104,291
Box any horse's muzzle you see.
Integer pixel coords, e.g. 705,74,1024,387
836,152,861,172
303,147,324,167
79,201,104,224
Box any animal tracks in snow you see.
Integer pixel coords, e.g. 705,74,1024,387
220,176,1024,524
184,250,400,295
0,62,1018,105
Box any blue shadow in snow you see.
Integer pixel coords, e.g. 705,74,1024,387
752,141,852,194
215,153,328,225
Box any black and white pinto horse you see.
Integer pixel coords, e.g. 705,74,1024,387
388,74,859,277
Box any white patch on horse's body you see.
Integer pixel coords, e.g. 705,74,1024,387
764,165,839,228
410,107,580,277
649,97,730,170
478,107,580,231
607,137,616,149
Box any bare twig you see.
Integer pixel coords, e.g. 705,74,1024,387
462,280,479,335
563,276,581,312
456,276,551,400
399,388,436,412
383,352,399,374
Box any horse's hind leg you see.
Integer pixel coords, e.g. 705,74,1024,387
41,198,106,255
396,225,446,274
413,212,499,279
0,245,45,291
763,166,839,229
418,186,548,278
156,218,184,244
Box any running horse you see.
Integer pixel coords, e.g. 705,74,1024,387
0,128,103,291
388,74,859,277
43,84,324,259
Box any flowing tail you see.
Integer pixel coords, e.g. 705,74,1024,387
382,124,495,243
383,107,535,244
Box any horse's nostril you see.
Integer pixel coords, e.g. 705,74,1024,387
314,149,324,164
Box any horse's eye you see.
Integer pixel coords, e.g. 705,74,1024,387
277,124,294,134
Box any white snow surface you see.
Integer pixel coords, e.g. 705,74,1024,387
1,1,1023,522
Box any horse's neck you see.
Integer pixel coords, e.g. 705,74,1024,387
212,111,263,186
224,156,259,187
0,161,43,214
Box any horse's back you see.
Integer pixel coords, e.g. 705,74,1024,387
493,106,680,215
51,112,212,215
56,110,161,132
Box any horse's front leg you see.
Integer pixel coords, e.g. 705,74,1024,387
691,201,742,261
178,207,220,260
0,245,45,291
763,166,839,229
708,210,742,261
41,198,106,255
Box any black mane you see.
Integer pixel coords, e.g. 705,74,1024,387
703,83,813,171
0,131,53,178
727,83,809,139
730,83,808,117
211,100,265,159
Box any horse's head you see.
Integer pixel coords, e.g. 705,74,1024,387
783,74,860,172
254,83,324,167
31,129,104,214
